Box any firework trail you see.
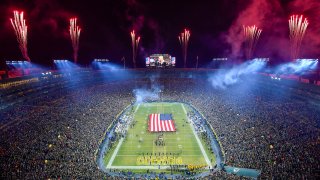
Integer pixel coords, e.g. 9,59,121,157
69,18,81,63
131,30,140,68
178,29,190,68
289,15,308,60
10,11,30,62
243,25,262,60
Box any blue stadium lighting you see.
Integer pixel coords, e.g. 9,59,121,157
295,59,318,62
208,59,267,89
53,59,79,71
275,59,318,75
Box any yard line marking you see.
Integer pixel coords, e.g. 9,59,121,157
107,104,141,169
109,165,171,169
134,103,141,113
106,138,124,169
181,104,211,167
117,155,204,157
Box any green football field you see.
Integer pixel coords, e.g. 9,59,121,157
104,102,215,171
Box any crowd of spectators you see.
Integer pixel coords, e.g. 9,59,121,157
160,77,320,179
0,71,319,179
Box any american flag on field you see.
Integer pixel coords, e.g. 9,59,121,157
148,114,176,132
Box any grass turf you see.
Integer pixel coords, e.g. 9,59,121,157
104,102,215,168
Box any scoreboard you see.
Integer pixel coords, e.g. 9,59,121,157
146,54,175,67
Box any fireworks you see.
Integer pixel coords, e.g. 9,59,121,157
131,30,140,68
178,29,190,68
243,25,262,60
289,15,308,60
10,11,30,62
69,18,81,63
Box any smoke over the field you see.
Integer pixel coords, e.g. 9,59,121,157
275,59,318,75
133,74,162,103
208,58,318,89
208,59,267,89
133,88,160,103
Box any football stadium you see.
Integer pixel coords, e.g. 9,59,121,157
0,1,320,179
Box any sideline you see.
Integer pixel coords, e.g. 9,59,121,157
106,104,141,168
106,138,124,168
181,104,211,167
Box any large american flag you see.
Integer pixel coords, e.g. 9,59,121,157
148,114,176,132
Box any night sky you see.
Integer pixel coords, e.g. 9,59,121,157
0,0,319,68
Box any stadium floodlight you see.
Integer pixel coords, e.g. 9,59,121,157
6,60,29,64
295,59,318,62
212,58,228,61
271,76,281,81
53,59,70,63
93,59,109,62
252,58,269,62
41,71,52,76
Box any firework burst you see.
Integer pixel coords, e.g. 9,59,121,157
131,30,140,68
69,18,81,63
243,25,262,60
10,11,30,61
289,15,308,60
178,29,190,68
